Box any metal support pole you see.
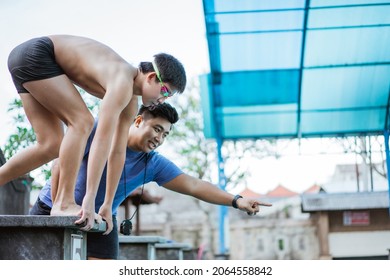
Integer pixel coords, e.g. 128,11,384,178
216,136,228,255
383,130,390,216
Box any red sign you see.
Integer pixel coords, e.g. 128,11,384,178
343,211,370,226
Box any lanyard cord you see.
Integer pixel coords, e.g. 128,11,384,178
124,153,149,221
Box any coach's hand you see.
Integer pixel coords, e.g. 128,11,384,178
237,197,272,215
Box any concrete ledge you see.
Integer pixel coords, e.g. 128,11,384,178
155,242,193,260
119,235,167,244
0,215,106,232
0,215,106,260
155,242,192,249
119,235,168,260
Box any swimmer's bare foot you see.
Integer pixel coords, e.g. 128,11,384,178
50,203,82,216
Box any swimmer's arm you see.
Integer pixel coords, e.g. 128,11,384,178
98,99,136,234
104,96,138,206
83,78,133,208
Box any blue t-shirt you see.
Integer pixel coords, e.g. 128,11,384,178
39,121,183,215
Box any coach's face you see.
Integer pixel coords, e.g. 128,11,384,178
132,116,172,153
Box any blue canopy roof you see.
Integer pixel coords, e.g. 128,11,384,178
200,0,390,140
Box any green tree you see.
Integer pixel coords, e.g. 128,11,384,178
2,98,36,160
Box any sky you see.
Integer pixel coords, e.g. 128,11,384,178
0,0,386,195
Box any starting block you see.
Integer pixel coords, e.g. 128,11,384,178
0,215,106,260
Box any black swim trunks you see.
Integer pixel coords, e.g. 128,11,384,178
7,36,65,93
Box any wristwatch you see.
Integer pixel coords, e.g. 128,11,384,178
232,194,243,209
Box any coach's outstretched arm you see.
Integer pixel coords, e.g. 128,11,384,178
163,173,272,215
